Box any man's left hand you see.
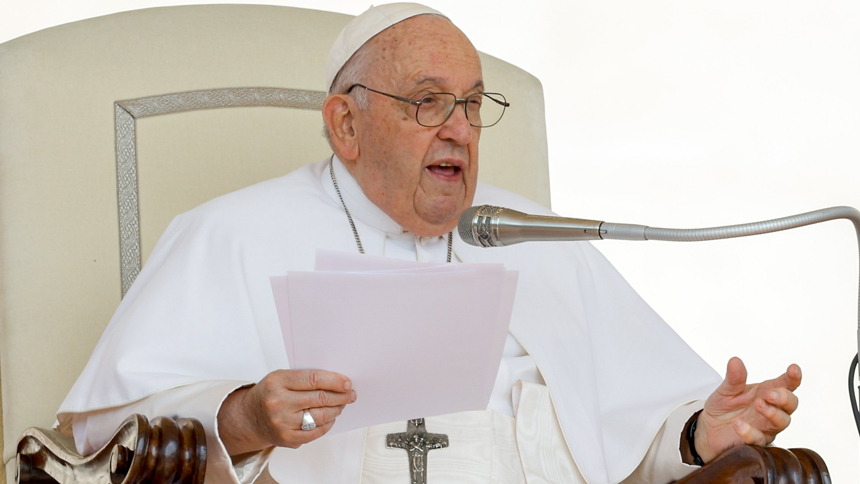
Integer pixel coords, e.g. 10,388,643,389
694,356,801,463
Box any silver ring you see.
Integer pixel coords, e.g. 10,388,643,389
301,409,317,431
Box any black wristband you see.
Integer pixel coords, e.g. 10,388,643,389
686,410,705,466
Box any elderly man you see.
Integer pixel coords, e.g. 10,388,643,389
59,3,801,484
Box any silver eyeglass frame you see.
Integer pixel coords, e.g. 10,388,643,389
347,83,509,128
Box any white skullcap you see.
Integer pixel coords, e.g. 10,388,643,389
326,3,447,91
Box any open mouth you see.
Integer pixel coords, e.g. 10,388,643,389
427,162,462,177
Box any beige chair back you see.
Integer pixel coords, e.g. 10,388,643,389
0,4,549,482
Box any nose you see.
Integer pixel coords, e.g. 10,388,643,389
437,101,473,145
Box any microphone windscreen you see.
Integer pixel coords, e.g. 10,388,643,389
458,206,483,244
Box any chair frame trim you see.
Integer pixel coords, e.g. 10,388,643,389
114,87,327,296
17,414,206,484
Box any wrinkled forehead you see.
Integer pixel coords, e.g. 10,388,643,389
363,16,482,90
326,3,448,90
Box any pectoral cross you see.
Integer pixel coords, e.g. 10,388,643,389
386,418,449,484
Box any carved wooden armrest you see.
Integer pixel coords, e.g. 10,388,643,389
674,445,831,484
16,414,206,484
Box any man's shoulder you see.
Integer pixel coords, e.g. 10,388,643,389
152,159,343,248
181,159,334,224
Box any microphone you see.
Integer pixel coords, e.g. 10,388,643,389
459,204,860,248
457,205,649,247
459,203,860,442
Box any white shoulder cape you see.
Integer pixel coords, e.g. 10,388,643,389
59,159,721,484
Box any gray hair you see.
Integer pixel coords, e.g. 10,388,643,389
322,42,375,146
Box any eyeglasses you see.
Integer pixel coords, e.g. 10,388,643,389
347,84,509,128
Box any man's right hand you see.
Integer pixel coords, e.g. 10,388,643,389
217,369,357,455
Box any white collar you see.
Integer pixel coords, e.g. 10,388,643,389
321,155,404,235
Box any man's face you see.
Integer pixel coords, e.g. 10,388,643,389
346,15,482,237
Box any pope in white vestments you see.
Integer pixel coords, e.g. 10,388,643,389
57,4,803,484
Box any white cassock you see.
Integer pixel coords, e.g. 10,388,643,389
57,157,722,484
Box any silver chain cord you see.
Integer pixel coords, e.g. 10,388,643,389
446,228,453,263
329,156,365,254
329,156,453,262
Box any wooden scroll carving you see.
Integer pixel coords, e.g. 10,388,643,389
16,414,830,484
16,414,206,484
675,445,831,484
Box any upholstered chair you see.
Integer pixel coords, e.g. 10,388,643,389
0,5,827,484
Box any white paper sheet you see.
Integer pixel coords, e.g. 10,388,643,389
270,250,518,433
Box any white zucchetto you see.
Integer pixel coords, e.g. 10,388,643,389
326,3,446,91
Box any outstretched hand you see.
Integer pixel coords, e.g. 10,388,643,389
695,357,801,463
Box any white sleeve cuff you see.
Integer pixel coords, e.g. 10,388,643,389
622,400,705,484
66,380,270,484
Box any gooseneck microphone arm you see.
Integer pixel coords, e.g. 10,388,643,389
459,204,860,437
458,205,860,245
606,206,860,243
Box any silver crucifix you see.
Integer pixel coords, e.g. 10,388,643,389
387,418,449,484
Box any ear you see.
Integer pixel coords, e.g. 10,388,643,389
323,94,360,160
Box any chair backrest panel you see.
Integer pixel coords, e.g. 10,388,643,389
136,105,331,263
0,5,549,480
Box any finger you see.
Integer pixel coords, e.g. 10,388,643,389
292,389,356,409
282,420,337,449
279,369,353,393
779,364,802,392
765,388,799,415
733,418,770,446
716,357,748,397
298,405,345,428
755,398,791,431
759,364,802,395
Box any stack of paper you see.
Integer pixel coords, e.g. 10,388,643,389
270,250,518,433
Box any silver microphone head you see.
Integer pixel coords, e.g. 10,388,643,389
458,206,483,246
458,205,507,247
457,206,482,245
460,205,606,247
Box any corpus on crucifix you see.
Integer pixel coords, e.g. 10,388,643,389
387,418,450,484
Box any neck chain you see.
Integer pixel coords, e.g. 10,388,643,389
329,156,453,263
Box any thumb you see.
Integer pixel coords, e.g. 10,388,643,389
716,356,748,397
